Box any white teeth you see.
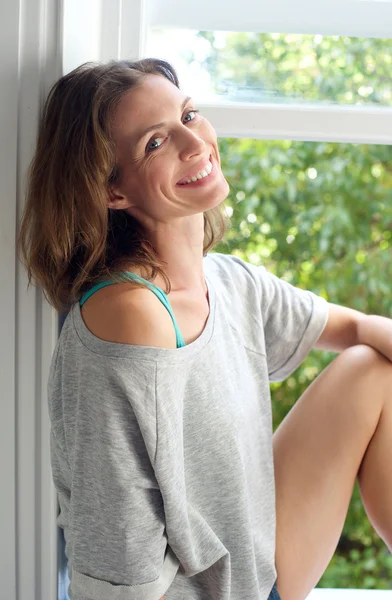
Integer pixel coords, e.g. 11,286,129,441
180,159,213,185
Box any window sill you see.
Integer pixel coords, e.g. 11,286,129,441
307,589,391,599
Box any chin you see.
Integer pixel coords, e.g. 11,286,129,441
221,178,230,199
203,190,230,214
213,177,230,204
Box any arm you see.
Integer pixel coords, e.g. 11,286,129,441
80,287,175,600
313,302,392,362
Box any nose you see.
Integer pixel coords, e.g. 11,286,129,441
178,127,206,162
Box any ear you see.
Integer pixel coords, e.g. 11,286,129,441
107,186,130,210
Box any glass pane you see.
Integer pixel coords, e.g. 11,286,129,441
145,29,392,106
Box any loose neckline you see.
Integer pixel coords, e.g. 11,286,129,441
71,274,216,362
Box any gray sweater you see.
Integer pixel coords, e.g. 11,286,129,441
48,252,328,600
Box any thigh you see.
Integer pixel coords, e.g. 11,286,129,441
273,345,389,600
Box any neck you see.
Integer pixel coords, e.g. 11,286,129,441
139,213,207,296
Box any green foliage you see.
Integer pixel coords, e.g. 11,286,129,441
218,137,392,316
209,33,392,589
197,32,392,105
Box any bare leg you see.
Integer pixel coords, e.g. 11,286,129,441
272,344,392,600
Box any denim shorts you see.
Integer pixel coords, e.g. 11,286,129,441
268,581,282,600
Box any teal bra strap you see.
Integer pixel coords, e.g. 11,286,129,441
79,272,186,348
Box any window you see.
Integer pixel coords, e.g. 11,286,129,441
146,30,392,107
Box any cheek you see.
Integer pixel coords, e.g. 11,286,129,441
202,118,217,140
148,160,171,184
140,158,174,195
202,119,221,159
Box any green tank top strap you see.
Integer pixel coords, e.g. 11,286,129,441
79,272,186,348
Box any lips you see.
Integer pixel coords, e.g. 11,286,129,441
176,155,212,185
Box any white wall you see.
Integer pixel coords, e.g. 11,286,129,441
0,0,19,594
0,0,61,598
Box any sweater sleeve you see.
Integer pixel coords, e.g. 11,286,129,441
206,253,329,383
254,266,329,382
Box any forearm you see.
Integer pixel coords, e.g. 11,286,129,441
356,314,392,362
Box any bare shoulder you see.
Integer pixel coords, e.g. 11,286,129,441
80,282,177,349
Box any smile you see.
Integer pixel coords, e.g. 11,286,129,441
177,159,213,185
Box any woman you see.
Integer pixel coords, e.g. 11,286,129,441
17,58,392,600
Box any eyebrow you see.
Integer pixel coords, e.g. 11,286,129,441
134,96,192,143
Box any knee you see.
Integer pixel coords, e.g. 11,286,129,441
339,344,389,367
335,344,392,385
320,345,392,421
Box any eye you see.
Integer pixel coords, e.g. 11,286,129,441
145,110,200,153
183,109,199,123
146,136,165,153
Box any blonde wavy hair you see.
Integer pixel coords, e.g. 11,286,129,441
17,58,229,312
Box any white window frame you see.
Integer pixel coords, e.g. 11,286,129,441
148,0,392,39
2,0,390,599
192,102,392,145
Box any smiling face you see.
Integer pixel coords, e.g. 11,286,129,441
108,74,230,226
